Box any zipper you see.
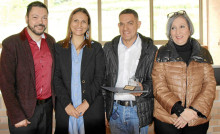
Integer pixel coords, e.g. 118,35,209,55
185,59,192,108
185,58,193,107
185,63,187,108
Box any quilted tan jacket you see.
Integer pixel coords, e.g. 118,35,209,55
152,38,216,126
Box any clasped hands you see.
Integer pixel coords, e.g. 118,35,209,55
65,100,89,118
173,108,198,129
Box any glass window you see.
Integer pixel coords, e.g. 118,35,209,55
101,0,150,41
0,0,43,43
48,0,98,42
153,0,199,40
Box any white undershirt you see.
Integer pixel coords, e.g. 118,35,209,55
114,34,142,101
34,34,45,49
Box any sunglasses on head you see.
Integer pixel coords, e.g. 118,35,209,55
167,10,186,18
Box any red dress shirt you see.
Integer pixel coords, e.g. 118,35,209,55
25,28,52,100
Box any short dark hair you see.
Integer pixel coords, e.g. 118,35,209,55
26,1,48,17
119,9,139,20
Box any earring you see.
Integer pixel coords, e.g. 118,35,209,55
70,31,72,38
86,30,89,39
170,35,173,41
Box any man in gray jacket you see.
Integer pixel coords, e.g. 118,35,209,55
103,8,157,134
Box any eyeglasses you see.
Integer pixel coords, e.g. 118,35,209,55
167,10,186,18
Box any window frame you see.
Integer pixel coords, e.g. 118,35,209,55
0,0,204,46
97,0,204,45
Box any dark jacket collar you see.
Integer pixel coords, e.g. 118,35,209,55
57,41,94,78
19,27,51,42
17,28,55,88
19,28,27,41
110,33,153,56
156,38,213,64
107,33,157,81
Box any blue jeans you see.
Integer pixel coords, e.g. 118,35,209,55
109,102,148,134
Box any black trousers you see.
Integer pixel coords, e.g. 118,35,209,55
154,118,209,134
8,98,53,134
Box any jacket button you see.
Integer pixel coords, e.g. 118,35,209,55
83,90,85,94
82,80,85,83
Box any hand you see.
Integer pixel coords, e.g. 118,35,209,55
65,103,80,118
76,100,89,116
139,82,143,90
131,82,143,96
173,116,187,129
15,119,31,128
131,92,142,96
180,108,198,123
105,112,109,127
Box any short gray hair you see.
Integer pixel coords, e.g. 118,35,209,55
166,10,194,39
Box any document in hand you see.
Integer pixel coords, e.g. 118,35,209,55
102,86,148,93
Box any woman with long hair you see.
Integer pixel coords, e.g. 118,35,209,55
54,8,105,134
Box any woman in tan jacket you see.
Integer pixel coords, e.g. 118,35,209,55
152,10,216,134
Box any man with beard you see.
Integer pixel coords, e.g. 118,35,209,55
0,1,55,134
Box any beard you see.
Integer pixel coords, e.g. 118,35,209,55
27,22,46,36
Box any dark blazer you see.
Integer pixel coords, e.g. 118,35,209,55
54,41,105,134
0,28,55,125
